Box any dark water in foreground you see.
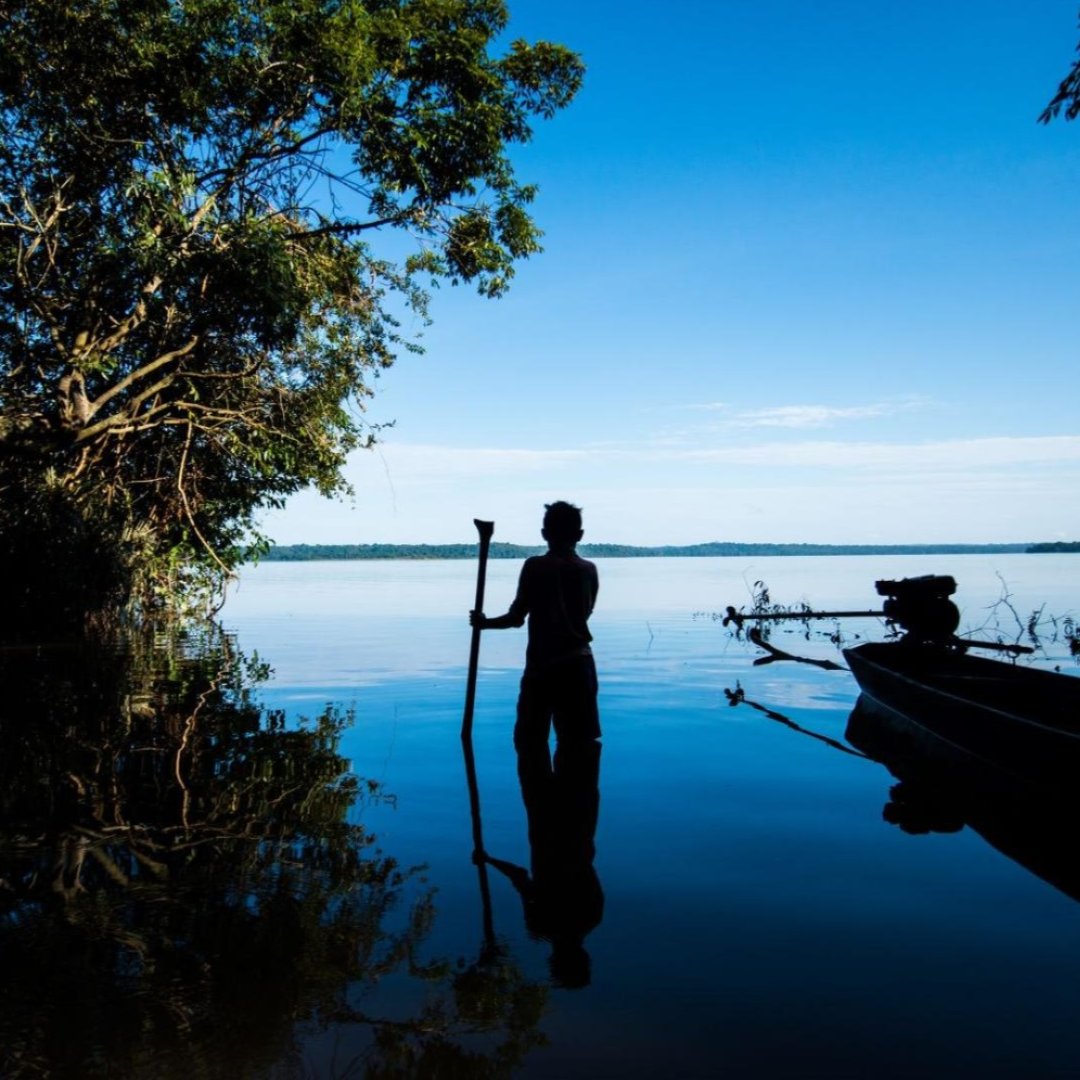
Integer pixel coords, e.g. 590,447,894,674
3,554,1080,1077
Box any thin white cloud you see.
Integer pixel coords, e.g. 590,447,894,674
733,403,893,428
669,435,1080,470
376,444,588,477
371,434,1080,475
262,433,1080,546
679,397,932,429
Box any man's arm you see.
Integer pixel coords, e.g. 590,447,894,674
469,609,525,630
469,559,531,630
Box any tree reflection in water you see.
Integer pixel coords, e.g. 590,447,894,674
0,630,546,1077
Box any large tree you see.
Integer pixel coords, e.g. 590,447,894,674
0,0,582,630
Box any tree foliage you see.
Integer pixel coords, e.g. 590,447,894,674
0,0,582,630
1041,14,1080,123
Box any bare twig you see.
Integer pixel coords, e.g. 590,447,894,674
748,627,847,671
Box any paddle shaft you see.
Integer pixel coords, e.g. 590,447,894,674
461,519,494,740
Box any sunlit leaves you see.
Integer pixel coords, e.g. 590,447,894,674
0,0,582,626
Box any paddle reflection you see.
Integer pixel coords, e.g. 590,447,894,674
485,736,604,989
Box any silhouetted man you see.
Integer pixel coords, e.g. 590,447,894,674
471,502,603,985
470,500,600,748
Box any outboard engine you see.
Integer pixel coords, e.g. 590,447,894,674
874,575,960,644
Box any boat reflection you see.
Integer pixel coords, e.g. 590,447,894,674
846,693,1080,904
0,630,546,1077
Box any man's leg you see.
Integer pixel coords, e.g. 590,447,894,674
550,654,600,747
514,671,557,871
514,670,553,750
549,655,601,864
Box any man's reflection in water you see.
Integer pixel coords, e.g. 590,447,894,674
485,734,603,989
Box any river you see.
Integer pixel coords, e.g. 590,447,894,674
219,553,1079,1078
3,553,1078,1077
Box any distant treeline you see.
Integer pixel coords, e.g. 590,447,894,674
1026,541,1080,553
261,541,1050,562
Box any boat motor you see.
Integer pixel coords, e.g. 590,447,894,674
874,575,960,644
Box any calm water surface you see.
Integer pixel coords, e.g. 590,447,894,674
4,555,1080,1077
216,554,1080,1078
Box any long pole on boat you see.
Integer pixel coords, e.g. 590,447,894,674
726,607,1034,654
723,606,882,629
462,518,494,741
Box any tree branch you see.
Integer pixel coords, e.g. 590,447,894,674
82,336,199,422
177,420,234,578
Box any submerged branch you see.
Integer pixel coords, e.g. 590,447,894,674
748,627,847,671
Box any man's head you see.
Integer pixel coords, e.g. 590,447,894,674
542,501,583,551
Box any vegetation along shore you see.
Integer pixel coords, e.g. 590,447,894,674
261,541,1074,562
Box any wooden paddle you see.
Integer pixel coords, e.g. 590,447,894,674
461,518,494,740
460,518,497,951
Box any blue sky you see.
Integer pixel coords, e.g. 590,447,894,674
262,1,1080,547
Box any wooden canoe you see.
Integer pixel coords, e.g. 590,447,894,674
843,641,1080,796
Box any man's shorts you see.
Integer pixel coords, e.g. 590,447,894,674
515,653,600,746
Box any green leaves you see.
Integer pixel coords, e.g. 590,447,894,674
0,0,582,624
1041,18,1080,123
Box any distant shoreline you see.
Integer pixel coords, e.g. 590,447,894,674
261,540,1078,562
